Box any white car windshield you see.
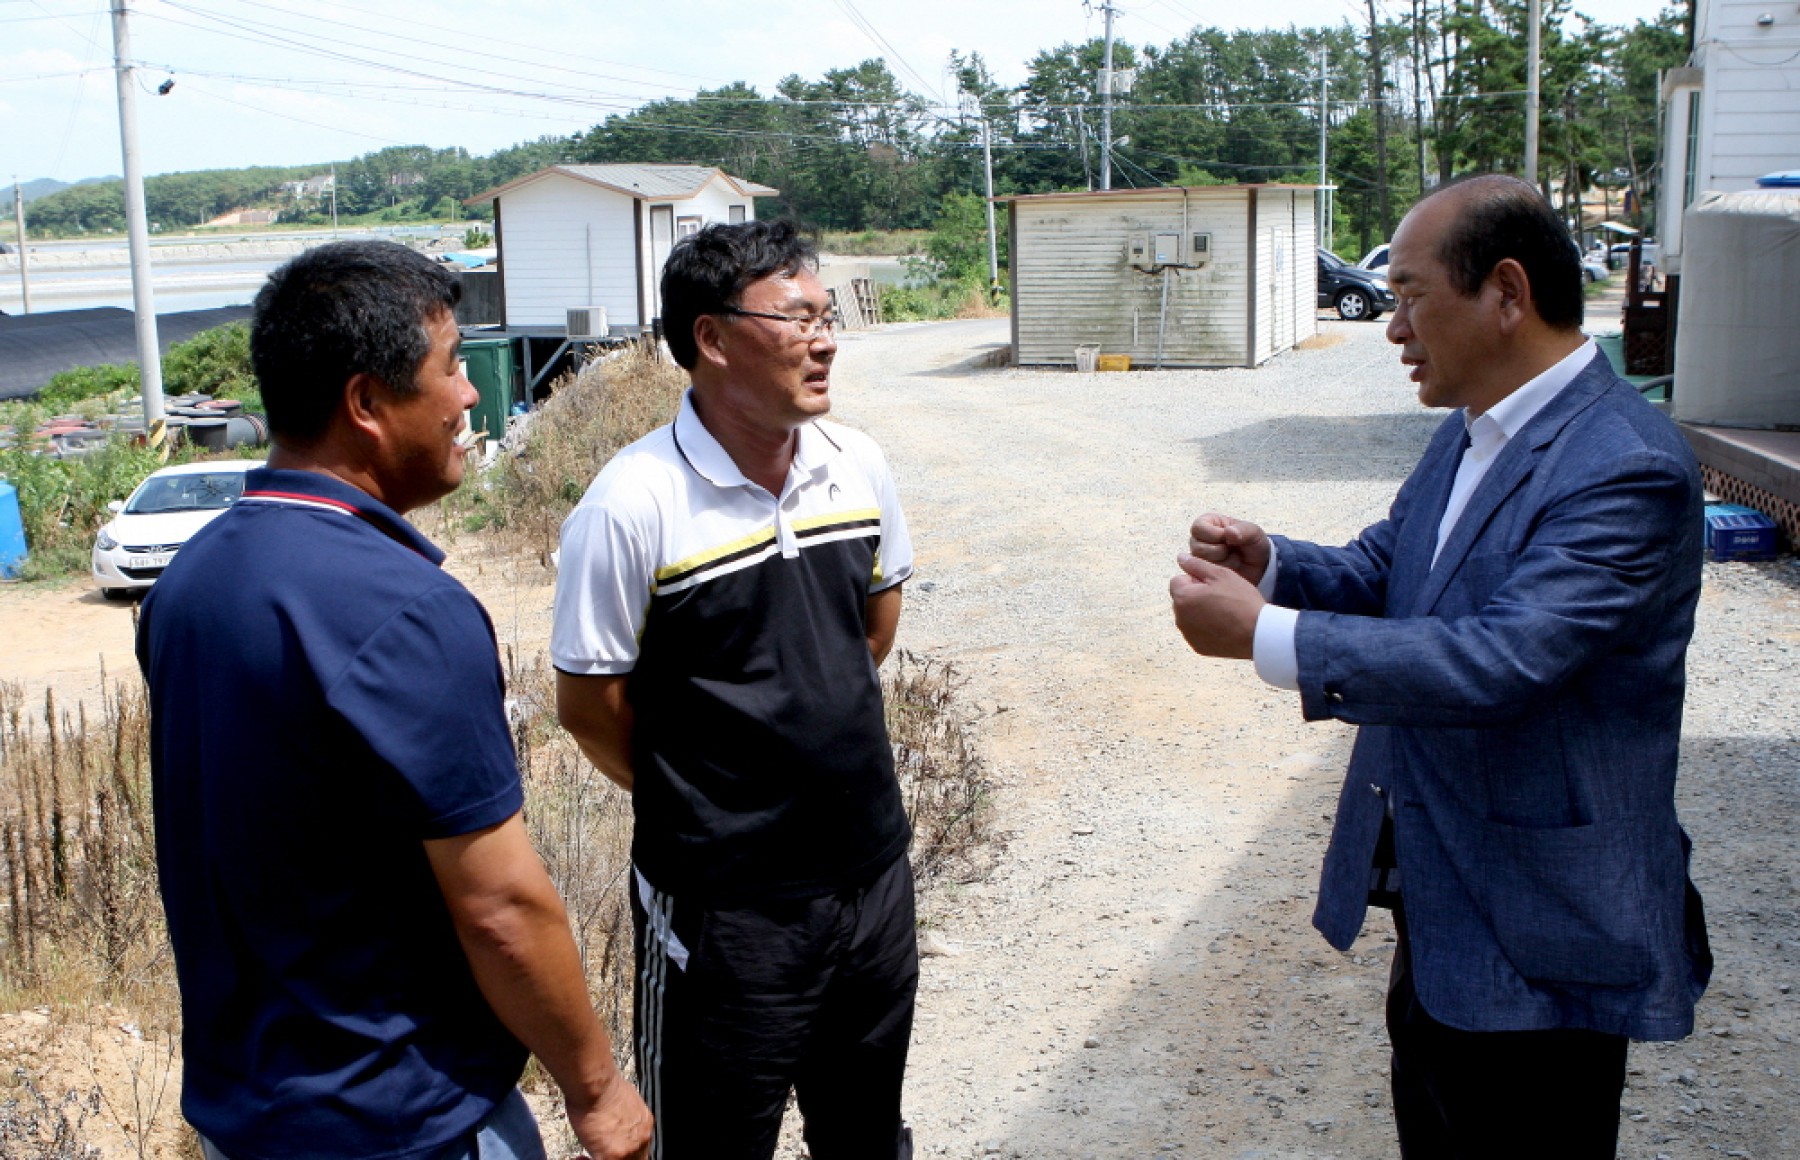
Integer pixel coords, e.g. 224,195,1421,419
126,473,247,514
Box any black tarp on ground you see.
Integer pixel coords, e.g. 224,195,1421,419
0,305,253,401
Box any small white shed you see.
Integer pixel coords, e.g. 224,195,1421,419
1657,0,1800,275
1002,185,1320,369
465,164,779,333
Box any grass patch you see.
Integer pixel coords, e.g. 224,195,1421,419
818,229,929,257
879,277,1009,323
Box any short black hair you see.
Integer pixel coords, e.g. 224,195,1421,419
250,240,462,443
659,220,817,370
1424,174,1583,329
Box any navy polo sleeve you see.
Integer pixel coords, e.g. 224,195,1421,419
325,584,524,838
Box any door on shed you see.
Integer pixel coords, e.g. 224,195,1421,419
649,205,674,318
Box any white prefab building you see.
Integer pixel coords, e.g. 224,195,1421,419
465,165,778,332
1002,185,1320,369
1658,0,1800,274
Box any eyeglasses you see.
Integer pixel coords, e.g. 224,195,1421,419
720,307,840,339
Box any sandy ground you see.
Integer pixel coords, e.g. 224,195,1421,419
3,303,1796,1159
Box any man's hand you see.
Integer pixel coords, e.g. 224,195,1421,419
568,1072,653,1160
1187,513,1272,586
1169,553,1265,659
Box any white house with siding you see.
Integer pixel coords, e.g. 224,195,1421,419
1001,185,1319,369
464,165,778,332
1658,0,1800,273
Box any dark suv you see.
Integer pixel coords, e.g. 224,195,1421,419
1317,248,1396,321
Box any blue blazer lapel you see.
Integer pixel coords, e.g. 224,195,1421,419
1387,417,1468,613
1412,351,1614,615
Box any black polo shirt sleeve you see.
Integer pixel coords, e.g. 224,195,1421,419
326,585,523,839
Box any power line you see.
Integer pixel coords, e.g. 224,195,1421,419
833,0,945,104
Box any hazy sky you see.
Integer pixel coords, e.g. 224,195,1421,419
3,0,1678,184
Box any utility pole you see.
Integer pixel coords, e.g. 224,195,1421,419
1099,0,1117,191
1524,0,1542,185
111,0,165,456
981,116,1000,300
1412,0,1429,193
1365,0,1393,242
11,180,30,314
1318,45,1332,249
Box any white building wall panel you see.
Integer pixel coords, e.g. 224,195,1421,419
500,178,639,328
640,178,755,322
1013,190,1263,368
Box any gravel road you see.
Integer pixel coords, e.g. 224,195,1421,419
813,315,1800,1159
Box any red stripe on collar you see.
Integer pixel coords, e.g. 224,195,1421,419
242,489,360,515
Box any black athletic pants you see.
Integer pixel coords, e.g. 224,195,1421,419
631,853,917,1160
1387,903,1629,1158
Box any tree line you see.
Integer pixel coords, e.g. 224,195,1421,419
23,3,1689,257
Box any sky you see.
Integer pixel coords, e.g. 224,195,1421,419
2,0,1679,185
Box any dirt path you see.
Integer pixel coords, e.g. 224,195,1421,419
2,313,1795,1159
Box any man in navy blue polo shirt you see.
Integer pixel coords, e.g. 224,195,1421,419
138,241,651,1160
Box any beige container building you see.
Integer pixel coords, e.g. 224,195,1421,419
1001,185,1321,369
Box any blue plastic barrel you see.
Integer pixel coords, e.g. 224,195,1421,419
0,480,26,580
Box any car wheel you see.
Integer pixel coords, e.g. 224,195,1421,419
1336,289,1372,321
102,587,135,602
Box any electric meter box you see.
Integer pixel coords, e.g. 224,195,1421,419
1152,233,1183,265
1190,233,1212,265
1126,234,1153,270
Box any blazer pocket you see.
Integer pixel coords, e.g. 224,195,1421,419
1479,818,1653,989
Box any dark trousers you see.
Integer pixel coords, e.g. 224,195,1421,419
1387,904,1629,1158
632,854,918,1160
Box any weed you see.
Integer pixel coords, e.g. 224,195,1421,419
0,679,169,1018
884,652,997,893
0,1071,102,1160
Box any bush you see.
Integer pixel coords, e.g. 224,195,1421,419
35,366,140,414
163,322,258,410
0,439,167,579
462,227,494,249
926,192,1004,284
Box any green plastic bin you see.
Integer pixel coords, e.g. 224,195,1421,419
459,338,520,447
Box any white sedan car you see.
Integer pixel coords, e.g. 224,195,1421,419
92,460,259,599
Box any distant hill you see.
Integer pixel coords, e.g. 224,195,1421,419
19,176,118,205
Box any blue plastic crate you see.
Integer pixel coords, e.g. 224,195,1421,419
1703,503,1778,562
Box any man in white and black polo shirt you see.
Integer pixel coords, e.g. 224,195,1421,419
552,220,916,1160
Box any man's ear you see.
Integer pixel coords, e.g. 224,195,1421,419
341,371,390,444
1489,258,1534,333
692,314,731,371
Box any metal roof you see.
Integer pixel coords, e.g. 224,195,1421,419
465,164,779,206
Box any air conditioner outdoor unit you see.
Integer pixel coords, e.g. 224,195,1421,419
566,306,608,340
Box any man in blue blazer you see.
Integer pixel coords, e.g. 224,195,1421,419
1169,175,1711,1155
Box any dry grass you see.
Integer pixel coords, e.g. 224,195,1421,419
1294,330,1347,351
886,653,997,892
438,341,687,559
504,650,635,1056
0,678,170,1022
